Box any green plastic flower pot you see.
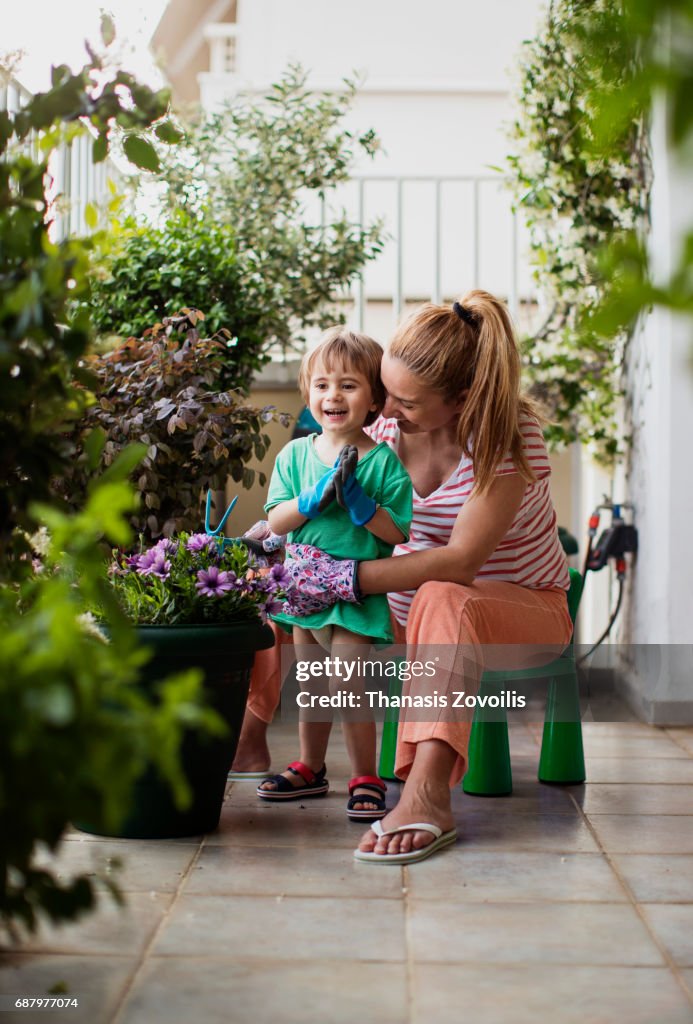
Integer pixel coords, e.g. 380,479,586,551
75,621,274,839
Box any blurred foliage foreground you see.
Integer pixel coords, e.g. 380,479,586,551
0,24,218,939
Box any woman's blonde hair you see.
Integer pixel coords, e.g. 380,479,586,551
388,290,543,494
298,326,385,427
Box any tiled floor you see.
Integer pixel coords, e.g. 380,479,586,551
2,721,693,1024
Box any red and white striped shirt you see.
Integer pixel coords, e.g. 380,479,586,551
367,416,570,626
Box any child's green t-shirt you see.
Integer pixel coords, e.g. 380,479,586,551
265,435,412,643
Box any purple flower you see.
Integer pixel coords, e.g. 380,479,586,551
137,550,171,580
269,562,290,586
196,566,236,597
136,548,160,573
257,597,285,624
186,533,216,553
156,538,178,556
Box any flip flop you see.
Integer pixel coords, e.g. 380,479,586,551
353,820,457,864
257,761,329,801
227,769,272,781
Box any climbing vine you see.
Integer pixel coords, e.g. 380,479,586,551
507,0,650,461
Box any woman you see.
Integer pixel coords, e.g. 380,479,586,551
232,290,573,863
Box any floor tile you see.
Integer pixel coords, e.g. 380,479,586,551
588,815,693,853
641,905,693,966
207,801,370,848
666,729,693,756
63,828,200,845
407,901,663,965
405,851,626,903
411,964,693,1024
152,895,407,961
611,855,693,902
580,735,690,759
458,811,599,852
32,839,197,893
454,779,577,815
184,844,405,897
583,758,693,784
20,893,172,956
0,955,134,1024
580,784,693,815
120,958,409,1024
580,722,663,737
682,969,693,1000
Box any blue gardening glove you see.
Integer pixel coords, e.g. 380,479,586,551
297,445,357,519
297,469,336,519
338,473,377,526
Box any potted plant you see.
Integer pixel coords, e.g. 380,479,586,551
76,522,290,839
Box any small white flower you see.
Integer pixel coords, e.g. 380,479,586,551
27,526,51,556
77,612,110,645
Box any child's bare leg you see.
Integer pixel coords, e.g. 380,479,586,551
330,627,381,812
258,626,332,792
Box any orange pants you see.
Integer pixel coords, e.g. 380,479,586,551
246,580,572,787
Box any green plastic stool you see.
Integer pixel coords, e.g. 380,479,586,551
379,666,403,782
379,569,586,793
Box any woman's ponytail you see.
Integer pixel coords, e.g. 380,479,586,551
454,290,538,494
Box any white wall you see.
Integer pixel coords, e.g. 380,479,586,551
618,94,693,721
233,0,542,94
200,0,545,319
208,0,545,179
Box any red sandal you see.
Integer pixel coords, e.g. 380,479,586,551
256,761,329,801
347,775,387,822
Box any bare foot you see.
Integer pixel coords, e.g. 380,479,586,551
230,708,271,774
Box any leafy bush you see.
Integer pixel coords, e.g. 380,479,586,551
0,30,180,564
59,310,290,539
89,211,269,391
88,65,385,372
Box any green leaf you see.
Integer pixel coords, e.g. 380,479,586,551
84,202,99,230
97,442,148,486
123,135,160,173
92,131,108,164
155,121,184,145
84,427,107,471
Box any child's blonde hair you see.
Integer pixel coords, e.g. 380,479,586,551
299,327,386,427
388,290,543,494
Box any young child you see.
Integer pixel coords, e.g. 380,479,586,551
257,327,412,821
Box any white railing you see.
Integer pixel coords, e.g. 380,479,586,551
1,75,113,241
351,174,530,324
315,174,539,337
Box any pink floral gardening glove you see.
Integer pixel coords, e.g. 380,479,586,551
241,521,361,616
